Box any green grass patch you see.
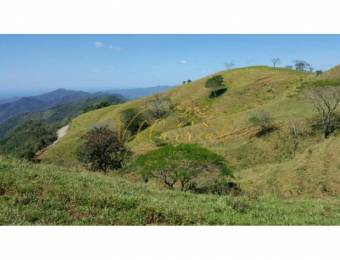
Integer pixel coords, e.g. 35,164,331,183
1,156,340,225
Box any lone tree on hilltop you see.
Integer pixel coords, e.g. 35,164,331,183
224,62,235,70
205,75,226,97
306,86,340,138
271,58,280,68
294,60,311,72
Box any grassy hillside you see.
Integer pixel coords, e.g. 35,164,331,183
40,66,340,198
1,156,340,225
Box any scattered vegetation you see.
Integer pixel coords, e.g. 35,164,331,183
38,65,340,217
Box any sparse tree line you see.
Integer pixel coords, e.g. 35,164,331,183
271,58,324,75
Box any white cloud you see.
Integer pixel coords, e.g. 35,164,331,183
180,60,188,64
94,41,104,48
109,45,123,52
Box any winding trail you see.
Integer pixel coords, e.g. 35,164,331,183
52,125,69,146
36,125,69,158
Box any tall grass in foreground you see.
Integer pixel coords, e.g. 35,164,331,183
1,156,340,225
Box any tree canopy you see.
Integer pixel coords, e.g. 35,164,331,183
133,144,232,191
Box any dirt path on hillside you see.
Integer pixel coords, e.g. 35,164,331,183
52,125,69,146
36,125,69,158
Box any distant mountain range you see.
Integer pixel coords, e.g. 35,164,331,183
0,86,172,123
0,89,93,123
0,88,127,124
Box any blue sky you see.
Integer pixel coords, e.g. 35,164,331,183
1,35,340,98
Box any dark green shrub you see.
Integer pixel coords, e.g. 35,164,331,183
133,144,232,191
205,75,227,97
77,126,130,172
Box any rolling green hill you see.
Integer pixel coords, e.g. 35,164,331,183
40,66,340,198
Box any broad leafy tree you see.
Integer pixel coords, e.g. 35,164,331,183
77,126,130,172
134,144,232,191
